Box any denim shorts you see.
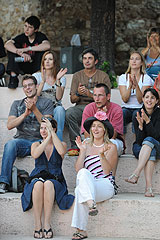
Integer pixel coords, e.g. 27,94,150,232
133,136,160,161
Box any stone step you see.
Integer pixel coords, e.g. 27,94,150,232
0,236,151,240
1,192,160,239
1,153,160,195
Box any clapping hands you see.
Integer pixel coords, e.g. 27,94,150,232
136,109,150,130
57,68,67,81
99,144,111,156
75,136,86,152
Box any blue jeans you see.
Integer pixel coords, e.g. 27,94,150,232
0,138,36,185
122,107,139,134
53,105,65,141
133,137,160,161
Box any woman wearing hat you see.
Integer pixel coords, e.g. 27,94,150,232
71,111,118,240
21,117,74,239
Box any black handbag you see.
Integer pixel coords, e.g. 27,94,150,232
9,166,29,193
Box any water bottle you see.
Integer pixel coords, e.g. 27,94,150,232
15,57,24,62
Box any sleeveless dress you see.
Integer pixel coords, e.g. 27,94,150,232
21,146,74,211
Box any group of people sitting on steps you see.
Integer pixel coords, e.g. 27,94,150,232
0,15,160,239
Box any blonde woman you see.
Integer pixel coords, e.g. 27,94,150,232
71,111,117,239
119,50,153,134
33,51,67,141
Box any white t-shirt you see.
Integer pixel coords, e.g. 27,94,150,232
118,73,154,108
32,72,66,106
32,72,66,90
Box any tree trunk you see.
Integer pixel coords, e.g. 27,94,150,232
91,0,115,71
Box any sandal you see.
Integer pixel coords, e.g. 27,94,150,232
145,187,154,197
34,228,43,239
125,173,139,184
89,202,98,216
72,232,88,240
44,228,53,239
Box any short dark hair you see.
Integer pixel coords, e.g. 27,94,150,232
82,48,99,61
143,87,159,100
95,83,110,95
147,27,160,37
41,117,57,132
22,75,37,85
25,16,40,30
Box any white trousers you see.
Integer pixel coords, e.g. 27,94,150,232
71,168,114,231
110,138,124,156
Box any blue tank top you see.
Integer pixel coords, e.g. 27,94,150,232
146,54,160,81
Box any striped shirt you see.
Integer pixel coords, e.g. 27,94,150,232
84,155,112,181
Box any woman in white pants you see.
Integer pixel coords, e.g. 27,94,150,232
71,111,118,240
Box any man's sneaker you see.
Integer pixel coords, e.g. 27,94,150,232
8,75,19,89
0,77,6,87
0,182,8,193
68,148,79,156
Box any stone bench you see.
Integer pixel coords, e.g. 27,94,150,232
1,192,160,239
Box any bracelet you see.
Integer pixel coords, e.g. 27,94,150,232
28,46,32,51
55,83,61,87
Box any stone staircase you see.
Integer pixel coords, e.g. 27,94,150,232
0,75,160,239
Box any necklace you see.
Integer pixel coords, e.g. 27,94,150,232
93,143,104,148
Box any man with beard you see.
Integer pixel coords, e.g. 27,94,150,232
0,75,53,193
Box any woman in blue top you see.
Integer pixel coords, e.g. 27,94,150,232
21,117,74,239
142,27,160,81
33,51,67,141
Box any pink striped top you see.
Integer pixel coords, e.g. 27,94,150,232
84,155,112,180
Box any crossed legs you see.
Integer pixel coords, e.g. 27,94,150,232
125,144,155,196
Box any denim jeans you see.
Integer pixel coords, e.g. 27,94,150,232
0,138,36,185
133,137,160,161
66,105,86,149
53,105,65,141
122,107,139,134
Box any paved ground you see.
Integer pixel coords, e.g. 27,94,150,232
0,235,152,240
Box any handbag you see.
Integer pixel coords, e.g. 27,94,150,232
9,166,29,193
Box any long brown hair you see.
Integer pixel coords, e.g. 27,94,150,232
41,51,58,80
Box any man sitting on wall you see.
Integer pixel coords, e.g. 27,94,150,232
5,16,50,89
0,75,53,193
65,48,111,156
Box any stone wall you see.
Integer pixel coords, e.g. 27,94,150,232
0,0,159,75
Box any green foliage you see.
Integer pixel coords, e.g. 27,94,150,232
100,61,118,89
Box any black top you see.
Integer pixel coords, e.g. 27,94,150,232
133,105,160,145
13,32,48,60
0,37,6,58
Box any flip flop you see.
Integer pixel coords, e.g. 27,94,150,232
44,228,53,239
72,232,88,240
34,228,43,239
